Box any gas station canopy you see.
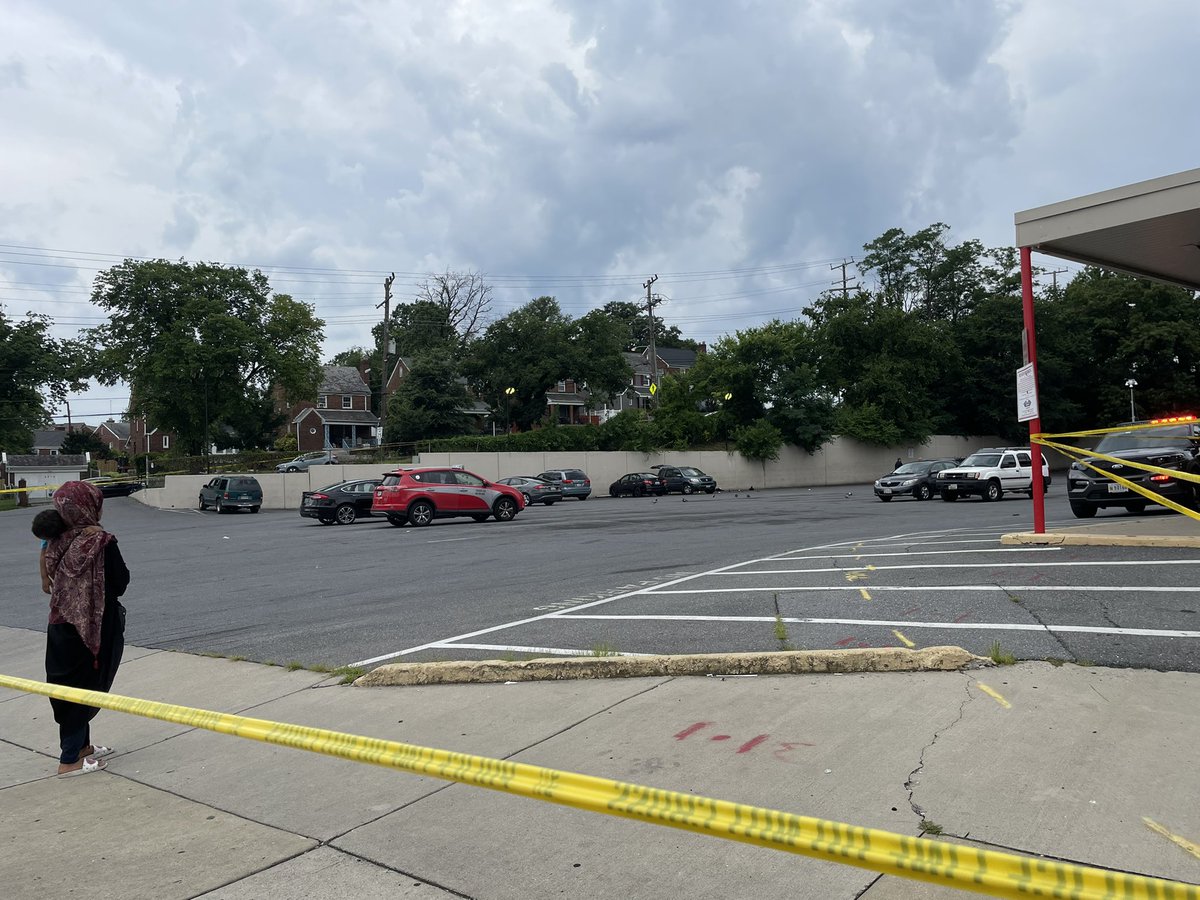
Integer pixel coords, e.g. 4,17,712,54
1015,167,1200,292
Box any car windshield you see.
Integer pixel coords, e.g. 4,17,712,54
962,453,1002,467
678,467,706,477
1095,424,1198,453
893,463,931,475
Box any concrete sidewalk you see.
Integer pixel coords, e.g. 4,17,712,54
1005,508,1200,547
2,625,1198,898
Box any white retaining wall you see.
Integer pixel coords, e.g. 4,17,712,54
135,435,1035,510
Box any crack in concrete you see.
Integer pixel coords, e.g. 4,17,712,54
904,674,974,821
1096,597,1121,630
998,584,1076,660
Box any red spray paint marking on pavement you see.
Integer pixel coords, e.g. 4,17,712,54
736,735,770,754
901,607,920,616
710,734,732,742
835,636,856,647
953,612,971,623
674,722,712,741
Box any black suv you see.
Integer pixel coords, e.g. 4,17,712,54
652,465,717,494
1067,417,1200,518
873,458,959,502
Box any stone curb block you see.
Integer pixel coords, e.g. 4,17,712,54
355,646,986,686
1001,531,1200,549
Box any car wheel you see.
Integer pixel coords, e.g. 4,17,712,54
983,480,1002,502
216,498,225,514
634,484,645,497
682,484,694,495
705,488,716,494
471,514,490,523
1124,501,1147,515
941,492,958,502
407,500,435,527
1069,501,1097,519
286,466,299,473
578,494,588,500
493,496,518,521
522,492,532,506
878,495,892,502
386,514,406,527
250,506,260,514
335,503,357,525
915,484,932,501
544,500,557,506
609,488,618,498
198,496,206,510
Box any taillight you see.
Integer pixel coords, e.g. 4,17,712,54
562,479,573,484
311,492,329,499
1149,474,1171,482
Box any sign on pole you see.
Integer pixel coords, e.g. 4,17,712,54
1016,363,1039,422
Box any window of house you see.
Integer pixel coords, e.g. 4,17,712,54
162,435,170,450
317,395,328,409
342,395,352,409
556,381,566,392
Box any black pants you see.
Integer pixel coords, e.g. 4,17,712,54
46,602,125,764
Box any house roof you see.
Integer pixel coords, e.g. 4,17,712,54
293,408,381,427
623,352,652,374
319,365,371,395
2,454,90,469
655,347,698,369
32,430,67,450
94,419,131,441
458,399,492,416
545,392,587,407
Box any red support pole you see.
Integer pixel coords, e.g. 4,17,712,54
1021,246,1046,534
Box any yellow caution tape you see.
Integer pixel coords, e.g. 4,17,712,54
1,674,1195,899
1032,425,1200,522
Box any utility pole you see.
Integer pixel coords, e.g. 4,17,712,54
377,273,395,437
1046,267,1068,294
643,274,661,406
830,258,857,300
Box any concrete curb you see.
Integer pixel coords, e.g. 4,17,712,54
1001,531,1200,549
355,646,987,686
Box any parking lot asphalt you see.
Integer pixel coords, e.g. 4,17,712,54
2,485,1197,672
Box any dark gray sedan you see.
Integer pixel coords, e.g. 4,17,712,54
497,476,563,506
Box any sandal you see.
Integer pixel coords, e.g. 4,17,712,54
58,756,107,777
81,745,115,760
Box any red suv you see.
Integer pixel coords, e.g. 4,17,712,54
372,466,525,527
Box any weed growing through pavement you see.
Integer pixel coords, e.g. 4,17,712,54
988,641,1016,665
285,660,305,671
591,643,620,657
332,665,365,684
919,819,945,835
774,614,794,651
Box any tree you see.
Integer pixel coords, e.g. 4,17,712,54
595,300,699,351
384,352,472,443
463,297,631,431
85,260,325,454
412,270,492,349
61,430,112,459
0,311,84,453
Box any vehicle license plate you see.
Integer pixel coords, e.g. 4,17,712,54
881,488,892,494
1107,483,1128,494
240,494,251,499
947,484,957,491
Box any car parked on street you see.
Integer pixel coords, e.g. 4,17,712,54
300,478,384,525
651,465,717,494
199,476,263,513
496,476,562,506
372,467,524,526
609,472,668,498
935,448,1050,502
84,475,145,498
1067,416,1200,518
536,468,591,500
275,450,339,473
873,458,959,502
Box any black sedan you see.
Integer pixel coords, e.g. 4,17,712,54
873,459,959,502
496,476,562,505
301,478,383,525
609,472,667,498
85,476,144,498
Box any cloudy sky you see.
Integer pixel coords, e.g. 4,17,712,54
3,0,1198,424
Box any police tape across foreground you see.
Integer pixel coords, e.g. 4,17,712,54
0,674,1195,900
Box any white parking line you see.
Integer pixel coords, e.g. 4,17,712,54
556,614,1200,640
716,558,1200,575
427,642,655,657
645,585,1200,594
770,547,1064,561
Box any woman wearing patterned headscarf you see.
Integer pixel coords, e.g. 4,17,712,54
42,480,130,775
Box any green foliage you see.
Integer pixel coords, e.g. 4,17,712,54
595,300,699,351
273,433,298,453
833,402,905,447
0,311,84,453
85,260,325,454
735,419,783,461
385,352,472,443
61,430,112,458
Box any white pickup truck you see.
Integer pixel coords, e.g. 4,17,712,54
934,447,1050,502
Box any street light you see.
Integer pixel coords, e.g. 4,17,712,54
504,386,515,434
1125,378,1138,423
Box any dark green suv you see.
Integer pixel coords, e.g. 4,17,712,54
199,476,263,513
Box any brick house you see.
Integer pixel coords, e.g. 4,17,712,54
289,365,381,452
91,418,175,455
31,429,69,456
599,345,701,419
